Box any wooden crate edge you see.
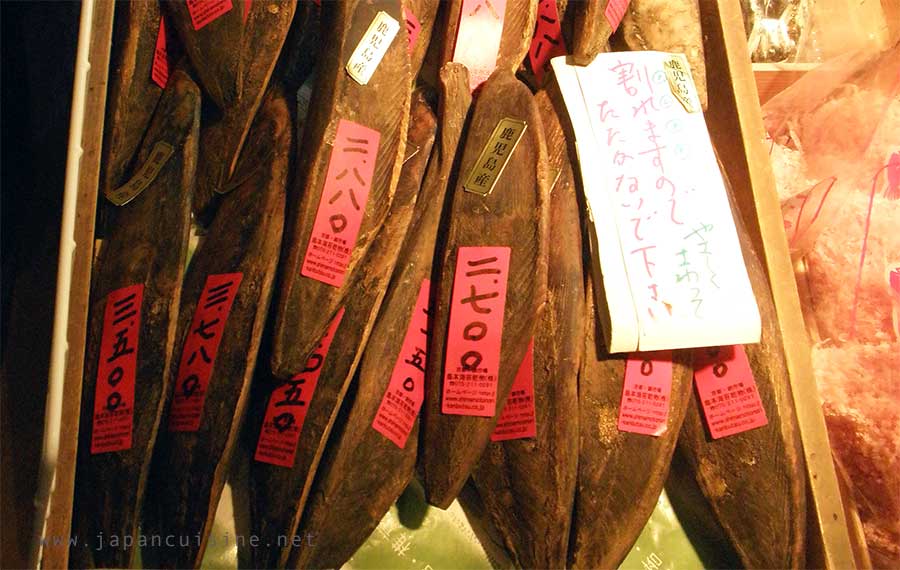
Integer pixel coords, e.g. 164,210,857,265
35,1,114,568
699,1,856,568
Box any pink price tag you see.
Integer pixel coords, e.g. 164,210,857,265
605,0,630,32
528,0,567,85
254,309,344,467
168,273,243,432
372,279,431,448
91,285,144,454
693,345,768,439
490,339,536,442
452,0,508,91
441,246,511,417
617,350,673,436
151,16,172,89
403,7,421,53
891,267,900,295
301,119,380,288
186,0,233,31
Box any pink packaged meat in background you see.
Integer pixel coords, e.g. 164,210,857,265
763,39,900,568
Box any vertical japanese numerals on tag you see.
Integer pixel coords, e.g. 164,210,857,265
91,285,144,454
442,247,511,417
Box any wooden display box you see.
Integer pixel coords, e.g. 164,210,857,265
753,62,819,104
34,0,857,568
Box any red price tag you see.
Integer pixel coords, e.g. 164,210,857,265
254,309,344,467
693,345,768,439
441,246,511,417
301,119,381,288
151,15,172,89
605,0,630,33
528,0,567,85
168,273,243,432
243,0,251,22
617,350,673,436
490,339,536,442
186,0,233,31
452,0,508,90
372,279,431,448
403,7,421,52
91,285,144,454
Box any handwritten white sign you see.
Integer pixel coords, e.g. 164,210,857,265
552,52,761,353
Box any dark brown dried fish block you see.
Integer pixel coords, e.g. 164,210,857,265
245,89,429,570
70,69,199,569
290,87,441,570
101,0,164,195
671,167,806,569
469,88,581,570
569,261,693,570
143,88,291,570
192,0,296,220
406,0,441,79
163,0,244,110
618,0,709,109
275,0,322,94
571,0,614,65
271,0,411,379
420,69,549,509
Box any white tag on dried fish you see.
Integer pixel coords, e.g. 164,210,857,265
106,141,174,206
346,11,400,86
663,54,701,114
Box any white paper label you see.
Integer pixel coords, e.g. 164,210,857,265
663,54,701,114
552,52,761,353
452,0,507,91
346,11,400,86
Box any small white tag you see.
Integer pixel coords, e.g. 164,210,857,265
552,52,761,353
345,11,400,86
663,53,701,114
106,141,174,206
